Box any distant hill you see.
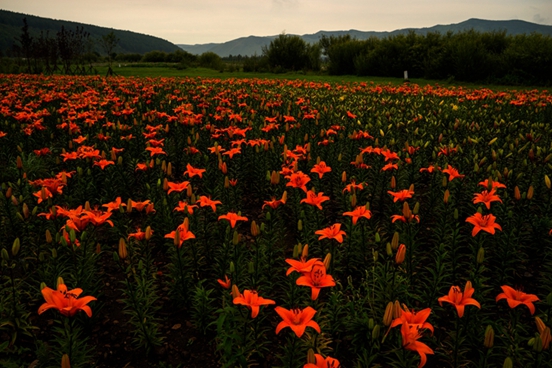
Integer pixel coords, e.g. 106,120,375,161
178,18,552,57
0,9,181,56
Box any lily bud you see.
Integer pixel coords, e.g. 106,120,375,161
270,170,280,185
545,175,551,189
386,242,392,256
514,186,521,200
503,357,513,368
402,202,412,220
61,354,71,368
173,228,181,247
383,301,394,326
301,244,309,259
231,284,240,300
1,248,9,261
307,349,316,364
22,203,29,219
350,193,357,207
145,226,153,241
541,327,551,350
297,219,303,231
163,178,169,191
477,247,485,264
5,187,12,198
391,232,399,251
372,324,380,340
56,276,65,288
443,189,450,204
118,238,128,259
341,171,347,183
395,244,406,265
232,230,239,245
527,185,534,200
167,162,172,176
484,325,494,348
45,229,53,243
12,238,20,257
323,253,331,270
251,221,260,237
535,316,547,334
390,175,396,189
16,156,23,169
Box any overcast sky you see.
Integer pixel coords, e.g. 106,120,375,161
2,0,551,45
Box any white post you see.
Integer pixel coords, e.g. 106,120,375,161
404,70,409,80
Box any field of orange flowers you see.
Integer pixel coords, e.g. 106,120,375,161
1,74,552,368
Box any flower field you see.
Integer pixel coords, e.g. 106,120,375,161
1,74,552,368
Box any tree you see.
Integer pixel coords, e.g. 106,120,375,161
262,33,310,72
99,31,119,76
18,18,34,73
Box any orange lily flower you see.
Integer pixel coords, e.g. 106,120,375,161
465,212,502,236
304,354,341,368
496,285,539,315
342,179,365,193
296,262,336,300
217,275,231,289
197,196,222,212
102,197,126,212
478,178,506,190
442,165,465,181
285,257,321,276
93,159,114,170
167,181,190,194
400,323,434,368
233,289,276,318
300,190,330,210
86,210,114,227
183,163,206,178
128,228,150,241
174,200,197,215
38,283,96,317
218,212,248,228
343,205,372,225
315,223,346,243
130,199,152,212
145,146,166,157
390,306,434,335
438,281,481,317
275,306,321,338
388,189,414,202
164,219,195,247
381,163,398,171
310,161,332,179
286,171,311,193
472,189,502,209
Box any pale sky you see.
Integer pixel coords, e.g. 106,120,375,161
2,0,551,45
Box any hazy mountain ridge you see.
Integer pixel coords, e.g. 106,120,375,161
178,18,552,57
0,9,181,55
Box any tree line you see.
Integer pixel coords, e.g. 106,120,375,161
259,30,552,85
4,17,552,86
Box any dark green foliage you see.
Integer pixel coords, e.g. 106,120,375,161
322,29,552,85
263,33,318,72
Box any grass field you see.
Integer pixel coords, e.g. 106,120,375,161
94,64,537,91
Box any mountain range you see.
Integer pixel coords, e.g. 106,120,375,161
1,10,551,59
0,9,181,55
178,18,552,57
